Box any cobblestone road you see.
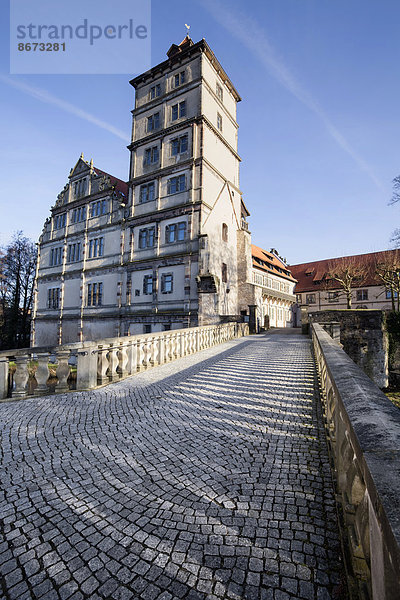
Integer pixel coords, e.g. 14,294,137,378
0,332,347,600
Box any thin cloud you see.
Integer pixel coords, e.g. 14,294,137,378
0,75,129,142
201,0,383,189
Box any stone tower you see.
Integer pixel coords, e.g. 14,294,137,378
125,36,250,333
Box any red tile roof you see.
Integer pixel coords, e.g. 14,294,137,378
252,245,297,283
93,167,128,198
290,250,400,292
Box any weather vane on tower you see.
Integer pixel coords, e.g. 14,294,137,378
185,24,191,36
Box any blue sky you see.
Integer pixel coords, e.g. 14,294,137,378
1,0,399,263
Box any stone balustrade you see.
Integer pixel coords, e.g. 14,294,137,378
0,322,249,401
311,322,400,600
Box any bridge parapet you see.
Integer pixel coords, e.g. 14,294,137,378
0,323,249,401
311,322,400,600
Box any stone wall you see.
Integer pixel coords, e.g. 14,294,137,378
309,310,388,388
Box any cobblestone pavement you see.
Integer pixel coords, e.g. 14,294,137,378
0,332,348,600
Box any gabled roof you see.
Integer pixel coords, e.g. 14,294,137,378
252,244,297,283
167,35,194,58
290,250,400,292
68,155,128,198
92,167,128,197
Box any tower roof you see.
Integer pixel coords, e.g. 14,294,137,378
167,35,194,58
130,38,241,102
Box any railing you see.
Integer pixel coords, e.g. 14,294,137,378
0,322,249,401
311,323,400,600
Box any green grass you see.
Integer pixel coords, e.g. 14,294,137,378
385,392,400,409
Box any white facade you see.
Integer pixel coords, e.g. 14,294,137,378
124,36,248,333
32,157,128,345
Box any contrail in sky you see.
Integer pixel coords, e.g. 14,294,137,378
0,75,129,142
201,0,383,190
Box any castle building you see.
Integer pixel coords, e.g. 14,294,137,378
291,250,400,325
32,158,128,345
125,36,250,334
32,37,268,345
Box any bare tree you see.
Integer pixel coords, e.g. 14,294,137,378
1,232,37,349
375,251,400,312
389,176,400,247
326,257,368,309
390,175,400,205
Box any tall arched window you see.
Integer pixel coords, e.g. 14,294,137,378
222,223,228,242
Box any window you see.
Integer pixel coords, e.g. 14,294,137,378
139,227,155,249
222,263,227,283
144,324,152,333
144,146,159,166
74,178,87,198
222,223,228,242
356,289,368,301
161,273,173,293
88,237,104,258
165,222,186,243
171,134,188,156
174,71,185,87
328,291,339,302
87,282,103,306
147,112,160,132
47,288,60,309
54,213,66,229
167,175,185,194
67,242,81,263
306,293,316,304
143,275,154,294
139,182,155,203
50,247,63,266
296,294,302,304
71,206,86,223
90,199,108,217
216,83,223,101
217,113,223,131
171,101,186,121
386,290,399,299
150,84,161,99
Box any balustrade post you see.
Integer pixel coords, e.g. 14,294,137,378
76,343,98,390
165,334,171,362
0,358,9,400
118,343,129,378
108,344,119,381
97,344,109,384
55,349,70,393
34,352,50,396
137,338,145,371
158,336,165,365
128,340,138,373
12,353,30,399
151,337,159,366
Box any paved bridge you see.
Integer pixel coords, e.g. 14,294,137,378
0,330,350,600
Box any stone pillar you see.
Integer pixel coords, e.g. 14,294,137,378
0,358,9,400
76,344,98,390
